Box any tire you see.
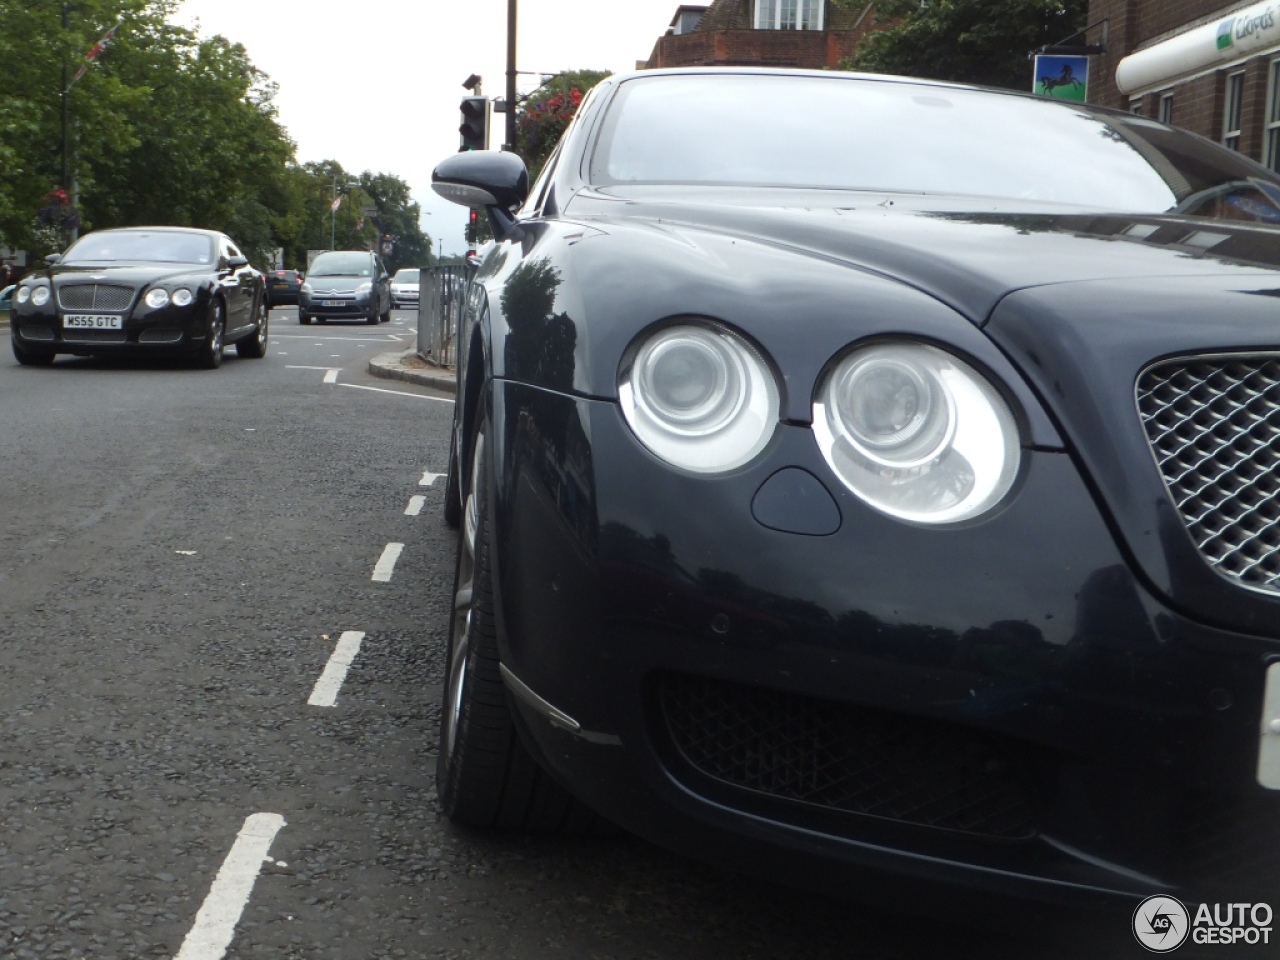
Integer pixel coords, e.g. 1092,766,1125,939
366,304,379,325
236,296,269,358
437,414,601,833
443,424,462,528
299,312,311,325
12,337,55,366
199,298,225,369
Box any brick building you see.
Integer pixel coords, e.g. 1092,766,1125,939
1088,1,1280,171
645,0,881,70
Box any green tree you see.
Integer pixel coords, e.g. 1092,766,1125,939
358,171,430,271
513,70,611,181
844,0,1089,92
0,0,168,250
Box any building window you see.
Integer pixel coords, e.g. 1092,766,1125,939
1266,59,1280,171
755,0,824,30
1159,91,1174,125
1223,70,1245,151
1129,96,1144,115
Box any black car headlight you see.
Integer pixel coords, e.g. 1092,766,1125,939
619,322,779,473
812,341,1020,524
20,286,50,306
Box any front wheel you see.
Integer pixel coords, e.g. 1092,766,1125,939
437,415,603,834
299,312,312,325
12,337,55,366
236,296,269,358
199,299,225,369
442,424,461,528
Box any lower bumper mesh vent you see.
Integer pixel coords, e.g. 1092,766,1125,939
659,673,1037,839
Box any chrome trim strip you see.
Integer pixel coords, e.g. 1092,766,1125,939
500,662,580,733
499,663,624,745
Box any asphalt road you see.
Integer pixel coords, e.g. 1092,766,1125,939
0,308,1142,959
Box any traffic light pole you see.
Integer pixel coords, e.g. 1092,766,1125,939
506,0,517,150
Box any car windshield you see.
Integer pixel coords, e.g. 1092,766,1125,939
310,253,372,276
63,231,215,264
393,270,419,282
589,74,1277,215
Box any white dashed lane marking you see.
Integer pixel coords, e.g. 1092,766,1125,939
308,631,367,707
174,813,286,960
372,542,404,582
419,471,444,486
405,496,426,516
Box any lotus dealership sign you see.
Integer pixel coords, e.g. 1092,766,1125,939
1117,1,1280,94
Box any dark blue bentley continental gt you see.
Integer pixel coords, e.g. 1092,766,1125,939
9,226,267,368
431,68,1280,918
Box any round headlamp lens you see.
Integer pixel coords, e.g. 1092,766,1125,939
173,289,194,307
30,286,50,306
620,322,778,473
814,342,1019,524
635,333,742,432
145,289,170,309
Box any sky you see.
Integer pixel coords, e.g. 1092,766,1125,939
171,0,683,258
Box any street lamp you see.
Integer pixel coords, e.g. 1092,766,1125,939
330,175,359,251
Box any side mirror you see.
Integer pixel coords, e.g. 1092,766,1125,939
432,151,529,241
45,253,62,265
433,151,529,210
228,255,250,269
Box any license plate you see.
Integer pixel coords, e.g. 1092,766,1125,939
64,314,122,329
1258,662,1280,789
321,300,345,307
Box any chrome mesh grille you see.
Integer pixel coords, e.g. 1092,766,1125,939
57,284,134,312
1137,356,1280,594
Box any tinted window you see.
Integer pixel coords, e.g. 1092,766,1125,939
589,74,1276,214
309,253,373,276
65,231,215,264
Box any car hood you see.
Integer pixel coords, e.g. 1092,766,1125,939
44,262,213,287
305,275,369,292
571,190,1280,324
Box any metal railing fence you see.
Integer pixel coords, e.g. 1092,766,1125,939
416,264,468,367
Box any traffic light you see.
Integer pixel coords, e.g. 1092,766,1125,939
458,97,488,152
466,208,479,244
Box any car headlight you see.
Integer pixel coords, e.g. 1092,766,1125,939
812,341,1020,524
17,287,31,304
173,288,194,307
301,282,313,294
30,286,50,306
619,321,779,473
145,289,170,309
356,281,373,295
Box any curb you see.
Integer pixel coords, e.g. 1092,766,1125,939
367,350,456,394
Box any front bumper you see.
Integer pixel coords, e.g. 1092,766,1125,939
299,292,373,319
11,304,211,355
487,379,1280,906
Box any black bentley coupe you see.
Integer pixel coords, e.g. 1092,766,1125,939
431,68,1280,920
10,226,268,368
